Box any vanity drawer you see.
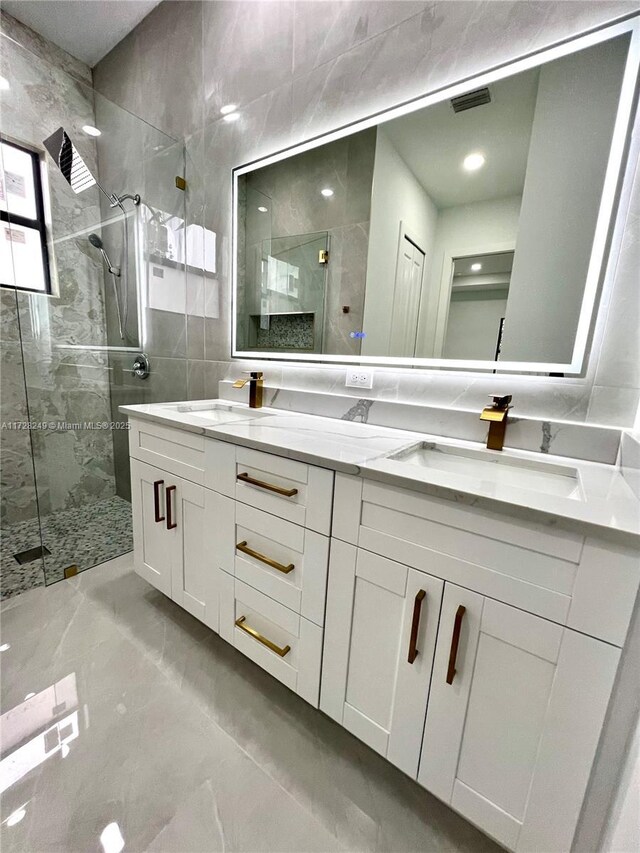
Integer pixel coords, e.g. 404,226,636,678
216,500,329,625
218,573,323,706
334,475,585,627
226,446,334,535
129,419,205,485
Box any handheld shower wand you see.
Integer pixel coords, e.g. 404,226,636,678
88,233,125,340
88,233,119,276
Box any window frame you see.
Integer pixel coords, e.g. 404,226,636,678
0,137,52,294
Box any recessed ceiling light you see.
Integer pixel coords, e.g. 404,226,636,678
471,262,482,272
220,104,237,115
257,206,268,213
82,125,101,137
6,808,26,827
24,692,36,700
223,112,240,123
0,76,9,91
0,643,10,652
463,152,485,171
321,188,334,197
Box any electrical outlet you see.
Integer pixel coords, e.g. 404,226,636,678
345,368,374,389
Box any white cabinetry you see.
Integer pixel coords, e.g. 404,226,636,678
321,544,443,777
130,457,218,630
419,586,619,852
128,418,639,853
323,472,638,852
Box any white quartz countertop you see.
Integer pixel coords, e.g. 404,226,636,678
120,400,640,541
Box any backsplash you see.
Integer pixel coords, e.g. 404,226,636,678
219,378,622,465
93,1,640,431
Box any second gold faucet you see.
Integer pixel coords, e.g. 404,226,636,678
232,371,264,408
479,394,512,451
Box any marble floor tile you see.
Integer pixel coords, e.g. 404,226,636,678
0,554,501,853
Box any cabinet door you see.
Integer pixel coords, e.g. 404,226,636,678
321,544,443,777
170,477,214,629
419,585,620,852
130,458,174,597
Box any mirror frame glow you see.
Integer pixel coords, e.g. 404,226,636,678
232,18,640,374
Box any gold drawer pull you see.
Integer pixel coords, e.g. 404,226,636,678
235,616,291,657
236,541,295,574
237,472,298,497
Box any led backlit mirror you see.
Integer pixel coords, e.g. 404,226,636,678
233,22,639,374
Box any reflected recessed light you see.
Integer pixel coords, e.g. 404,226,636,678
320,188,334,197
220,104,237,115
0,76,9,91
471,262,482,272
257,206,268,213
0,643,10,652
82,125,101,137
223,112,240,123
6,808,26,827
24,692,36,700
463,152,485,171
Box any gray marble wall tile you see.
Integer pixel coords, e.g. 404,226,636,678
0,10,92,84
202,0,295,123
93,0,203,140
292,0,429,76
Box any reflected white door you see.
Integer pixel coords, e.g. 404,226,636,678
389,235,425,357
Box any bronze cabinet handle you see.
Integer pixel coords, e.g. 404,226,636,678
237,472,298,497
407,589,427,664
166,485,177,530
235,616,291,657
446,605,466,685
236,540,295,574
153,479,165,523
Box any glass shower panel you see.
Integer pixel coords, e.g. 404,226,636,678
0,287,46,598
1,30,187,588
246,230,329,353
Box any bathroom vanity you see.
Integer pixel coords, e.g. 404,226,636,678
121,400,640,853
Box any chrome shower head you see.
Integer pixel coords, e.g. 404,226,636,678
43,127,97,194
43,127,140,210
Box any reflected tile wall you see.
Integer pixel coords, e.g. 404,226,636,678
93,0,640,428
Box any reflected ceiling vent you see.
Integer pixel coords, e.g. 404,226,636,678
450,87,491,113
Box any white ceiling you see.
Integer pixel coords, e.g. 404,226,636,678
2,0,162,66
384,68,540,209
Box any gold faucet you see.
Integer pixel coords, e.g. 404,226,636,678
479,394,512,451
232,371,264,408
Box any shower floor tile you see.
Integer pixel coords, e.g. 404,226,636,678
0,495,133,599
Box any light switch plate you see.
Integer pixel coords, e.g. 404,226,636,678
345,369,374,389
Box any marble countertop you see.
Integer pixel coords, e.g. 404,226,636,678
120,400,640,541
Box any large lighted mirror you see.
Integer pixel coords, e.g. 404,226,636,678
233,22,639,373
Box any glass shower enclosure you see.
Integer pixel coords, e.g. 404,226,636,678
0,29,193,597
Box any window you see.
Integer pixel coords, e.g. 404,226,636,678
0,139,51,293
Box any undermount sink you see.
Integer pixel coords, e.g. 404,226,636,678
387,441,583,499
160,401,269,423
